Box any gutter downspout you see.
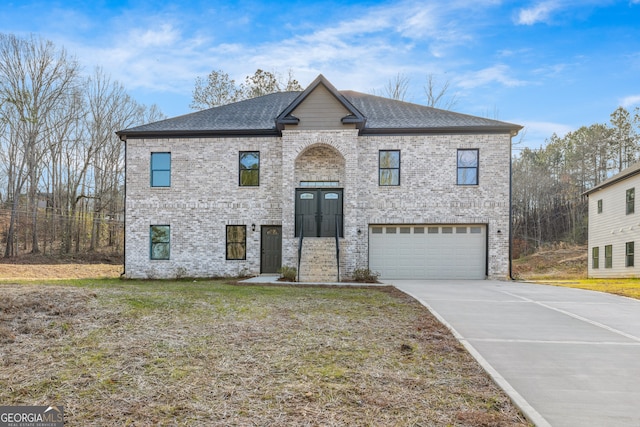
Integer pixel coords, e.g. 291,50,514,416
120,135,126,279
508,132,515,281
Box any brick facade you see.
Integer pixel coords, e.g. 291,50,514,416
124,130,512,279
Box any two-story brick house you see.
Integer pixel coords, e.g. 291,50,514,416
117,75,522,281
585,162,640,278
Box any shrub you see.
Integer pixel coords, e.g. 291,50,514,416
278,266,297,282
351,268,380,283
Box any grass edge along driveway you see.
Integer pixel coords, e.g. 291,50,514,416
526,278,640,300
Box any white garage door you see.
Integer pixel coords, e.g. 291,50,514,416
369,225,486,279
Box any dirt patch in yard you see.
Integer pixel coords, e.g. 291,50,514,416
0,282,530,426
0,253,122,280
512,244,587,279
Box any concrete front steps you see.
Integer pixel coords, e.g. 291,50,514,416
298,237,339,282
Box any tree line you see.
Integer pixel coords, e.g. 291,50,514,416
0,33,164,257
512,106,640,257
3,30,637,260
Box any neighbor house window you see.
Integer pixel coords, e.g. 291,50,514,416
592,247,599,269
239,151,259,186
379,150,400,186
605,245,612,268
150,225,170,260
626,242,634,267
597,199,602,214
151,152,171,187
627,188,635,214
226,225,246,260
457,149,479,185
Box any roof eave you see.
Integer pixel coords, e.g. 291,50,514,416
359,125,522,136
117,128,281,141
583,167,640,196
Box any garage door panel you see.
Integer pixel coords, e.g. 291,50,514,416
369,224,486,280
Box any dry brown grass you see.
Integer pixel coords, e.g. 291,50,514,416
0,280,530,426
0,263,122,280
512,244,587,280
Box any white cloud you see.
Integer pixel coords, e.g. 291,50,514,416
513,120,575,150
515,1,560,25
620,95,640,108
457,65,528,89
133,24,179,48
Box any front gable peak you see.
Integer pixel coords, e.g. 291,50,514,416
276,75,366,131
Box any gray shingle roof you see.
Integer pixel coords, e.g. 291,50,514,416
117,76,521,139
342,91,520,132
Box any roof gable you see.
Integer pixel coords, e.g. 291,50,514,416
275,74,365,131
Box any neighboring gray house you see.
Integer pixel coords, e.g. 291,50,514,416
585,162,640,278
117,75,522,281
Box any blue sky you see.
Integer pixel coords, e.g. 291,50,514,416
2,0,639,150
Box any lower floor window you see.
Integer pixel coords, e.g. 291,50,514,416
592,247,599,269
626,242,634,267
605,245,612,268
226,225,246,260
150,225,170,260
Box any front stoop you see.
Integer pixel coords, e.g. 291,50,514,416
298,237,339,282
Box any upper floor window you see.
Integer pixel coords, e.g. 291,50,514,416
597,199,602,214
151,152,171,187
239,151,260,186
150,225,170,260
379,150,400,186
457,149,479,185
226,225,247,260
627,188,635,214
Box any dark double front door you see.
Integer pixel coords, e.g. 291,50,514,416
295,189,343,237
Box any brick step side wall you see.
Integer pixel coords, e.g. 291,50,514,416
298,237,339,282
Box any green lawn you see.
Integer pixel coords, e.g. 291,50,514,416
531,278,640,300
0,279,530,426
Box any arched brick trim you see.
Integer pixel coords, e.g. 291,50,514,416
294,143,346,185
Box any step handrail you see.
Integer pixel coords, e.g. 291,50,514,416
297,214,303,282
335,214,340,282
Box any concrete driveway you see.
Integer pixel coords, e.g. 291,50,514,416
389,280,640,427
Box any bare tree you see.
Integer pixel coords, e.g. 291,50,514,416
424,73,458,110
383,73,410,101
0,33,80,256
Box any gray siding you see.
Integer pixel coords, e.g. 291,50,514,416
286,85,356,130
588,175,640,278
